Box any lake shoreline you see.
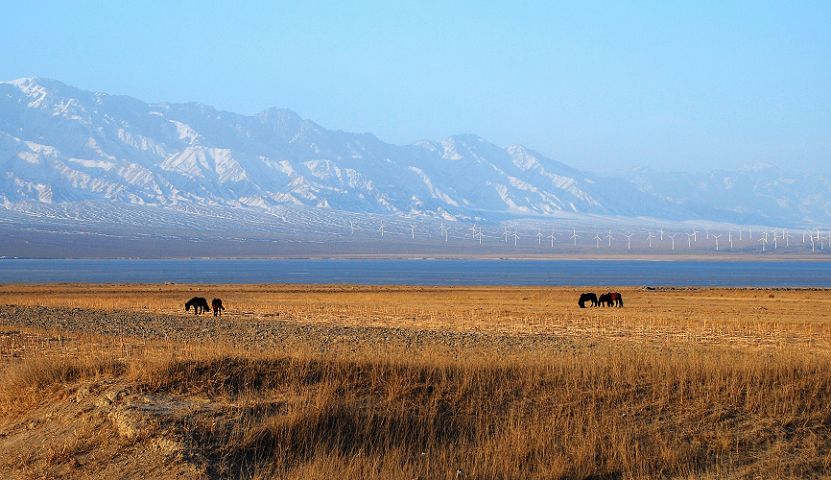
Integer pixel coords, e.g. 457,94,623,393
1,258,829,287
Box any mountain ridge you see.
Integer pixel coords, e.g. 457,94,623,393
1,77,828,227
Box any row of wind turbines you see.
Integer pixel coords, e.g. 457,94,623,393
350,220,831,253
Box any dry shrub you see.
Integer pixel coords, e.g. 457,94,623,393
109,343,831,479
0,355,125,411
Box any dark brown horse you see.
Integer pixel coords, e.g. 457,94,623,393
211,298,224,317
185,297,210,314
578,292,598,308
598,292,623,307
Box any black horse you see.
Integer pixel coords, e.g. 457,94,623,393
211,298,224,317
185,296,210,315
578,292,598,308
598,292,624,307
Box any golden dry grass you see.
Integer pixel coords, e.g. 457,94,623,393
1,285,831,479
2,284,830,349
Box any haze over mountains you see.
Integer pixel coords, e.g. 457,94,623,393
1,77,829,238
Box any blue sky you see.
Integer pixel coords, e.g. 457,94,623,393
2,1,829,171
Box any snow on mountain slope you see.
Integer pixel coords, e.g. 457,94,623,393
0,77,649,221
1,77,826,227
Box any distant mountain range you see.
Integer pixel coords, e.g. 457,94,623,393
626,166,831,227
1,77,829,228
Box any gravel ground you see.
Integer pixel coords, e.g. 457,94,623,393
0,305,582,355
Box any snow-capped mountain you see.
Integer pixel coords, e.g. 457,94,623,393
0,77,827,229
0,77,680,222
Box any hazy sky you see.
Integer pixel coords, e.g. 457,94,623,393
2,1,829,172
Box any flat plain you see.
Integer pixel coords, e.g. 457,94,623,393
1,284,830,479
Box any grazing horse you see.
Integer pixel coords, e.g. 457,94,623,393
599,292,624,307
578,292,598,308
185,297,210,315
211,298,224,317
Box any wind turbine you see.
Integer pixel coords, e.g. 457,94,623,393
477,227,483,245
759,236,768,252
728,231,734,249
705,229,710,240
686,232,695,249
410,224,416,239
667,233,677,251
692,230,698,242
513,230,520,247
349,220,355,235
502,227,510,243
772,233,778,249
593,233,602,249
606,230,614,247
548,231,556,248
623,232,634,250
646,231,656,248
712,233,722,251
809,235,816,253
659,227,664,241
571,229,580,246
536,230,543,245
470,224,477,239
738,229,743,241
378,221,385,238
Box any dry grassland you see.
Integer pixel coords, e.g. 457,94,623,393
1,285,831,479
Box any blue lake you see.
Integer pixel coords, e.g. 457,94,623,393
0,259,829,287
